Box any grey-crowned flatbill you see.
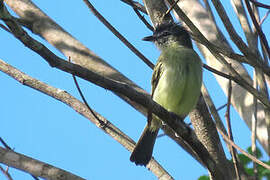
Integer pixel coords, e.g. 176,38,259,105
130,22,203,166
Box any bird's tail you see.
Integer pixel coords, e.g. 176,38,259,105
130,125,159,166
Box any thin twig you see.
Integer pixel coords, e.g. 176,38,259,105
164,0,270,109
68,57,106,128
249,0,270,9
210,0,261,61
120,0,147,14
251,4,270,152
0,138,12,150
31,175,39,180
217,129,270,170
0,5,218,172
82,0,154,69
231,0,255,49
225,76,241,180
171,1,270,78
125,0,270,79
259,10,270,26
0,59,172,178
157,133,166,138
2,1,270,109
164,0,180,18
133,7,153,31
0,165,13,180
124,0,153,31
203,64,255,94
244,0,270,59
0,147,83,180
259,16,270,86
216,104,227,111
0,23,10,33
252,71,258,180
246,0,270,154
138,0,270,78
0,138,40,180
201,84,270,171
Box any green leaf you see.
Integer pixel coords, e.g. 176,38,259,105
261,168,270,176
198,175,210,180
238,154,251,166
245,168,254,176
247,147,262,158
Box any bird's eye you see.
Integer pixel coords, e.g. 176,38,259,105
162,31,171,36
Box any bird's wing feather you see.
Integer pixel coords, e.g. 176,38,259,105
148,58,164,127
151,59,164,98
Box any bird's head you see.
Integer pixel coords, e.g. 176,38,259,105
143,22,192,49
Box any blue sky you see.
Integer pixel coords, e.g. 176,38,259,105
1,0,269,179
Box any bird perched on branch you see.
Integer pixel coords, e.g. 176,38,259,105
130,22,203,166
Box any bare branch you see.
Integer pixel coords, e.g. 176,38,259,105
123,0,153,31
2,0,219,171
0,59,173,179
170,0,270,76
259,10,270,26
0,138,39,180
225,77,241,180
0,23,10,32
0,165,13,180
210,0,263,62
3,0,149,120
244,0,270,153
120,0,147,14
0,147,84,180
164,0,180,18
82,0,154,69
231,0,255,48
165,0,270,112
0,9,217,175
0,138,12,150
174,0,268,154
244,0,270,59
69,57,106,127
249,0,270,9
201,84,233,151
218,129,270,170
251,71,259,179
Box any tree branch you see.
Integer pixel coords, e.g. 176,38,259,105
3,0,149,119
0,165,13,180
173,0,269,151
143,0,230,179
0,58,173,179
225,77,241,180
120,0,147,14
1,0,217,172
82,0,154,69
217,130,270,170
210,0,264,64
249,0,270,10
166,0,270,110
122,0,154,31
244,0,270,59
0,8,218,176
0,59,171,179
0,146,84,180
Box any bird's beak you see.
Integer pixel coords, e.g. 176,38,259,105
142,35,155,41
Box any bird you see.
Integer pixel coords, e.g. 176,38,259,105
130,22,203,166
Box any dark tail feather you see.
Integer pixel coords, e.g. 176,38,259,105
130,126,159,166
